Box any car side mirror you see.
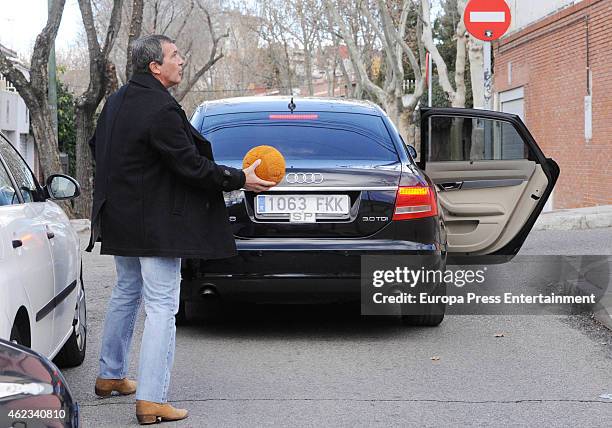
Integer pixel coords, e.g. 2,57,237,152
45,174,81,200
406,144,418,160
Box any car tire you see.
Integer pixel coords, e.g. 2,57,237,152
54,268,87,368
10,322,24,345
400,282,446,327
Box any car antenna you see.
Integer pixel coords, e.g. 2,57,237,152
288,96,296,113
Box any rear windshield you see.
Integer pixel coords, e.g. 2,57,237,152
199,112,398,161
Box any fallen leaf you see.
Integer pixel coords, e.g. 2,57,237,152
494,333,505,337
430,356,440,361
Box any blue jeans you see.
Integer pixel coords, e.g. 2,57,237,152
98,256,181,403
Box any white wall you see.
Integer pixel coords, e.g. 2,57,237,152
1,87,33,170
0,90,18,131
504,0,581,35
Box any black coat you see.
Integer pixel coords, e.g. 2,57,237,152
86,72,246,258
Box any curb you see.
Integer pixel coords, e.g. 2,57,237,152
533,205,612,231
594,308,612,332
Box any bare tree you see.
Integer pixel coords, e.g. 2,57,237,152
421,0,484,160
420,0,468,108
173,1,229,102
0,0,66,184
73,0,124,218
326,0,425,142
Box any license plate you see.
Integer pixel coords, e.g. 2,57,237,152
256,194,350,222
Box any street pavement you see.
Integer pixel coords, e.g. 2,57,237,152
64,228,612,427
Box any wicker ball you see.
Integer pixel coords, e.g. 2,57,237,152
242,145,286,183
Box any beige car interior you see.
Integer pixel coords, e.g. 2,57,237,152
426,159,548,255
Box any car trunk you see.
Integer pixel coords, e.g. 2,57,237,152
201,111,404,239
220,159,401,238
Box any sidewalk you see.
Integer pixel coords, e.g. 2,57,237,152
534,205,612,231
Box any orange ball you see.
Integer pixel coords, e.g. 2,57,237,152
242,145,286,183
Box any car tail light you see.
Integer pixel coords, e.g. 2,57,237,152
268,114,319,120
392,185,438,220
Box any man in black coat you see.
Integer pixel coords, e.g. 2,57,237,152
87,35,276,424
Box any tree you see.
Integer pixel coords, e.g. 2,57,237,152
73,0,124,218
430,0,484,109
173,1,229,102
0,0,67,188
57,75,76,178
420,0,467,108
422,0,485,159
326,0,426,143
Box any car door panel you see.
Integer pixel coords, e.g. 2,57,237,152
8,204,56,355
0,137,56,356
420,108,559,258
45,201,80,347
0,206,28,340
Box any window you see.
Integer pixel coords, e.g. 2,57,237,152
427,116,531,162
0,136,38,203
0,159,18,206
202,112,398,162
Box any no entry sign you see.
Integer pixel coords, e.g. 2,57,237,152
464,0,511,41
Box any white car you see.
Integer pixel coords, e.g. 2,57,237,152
0,131,86,367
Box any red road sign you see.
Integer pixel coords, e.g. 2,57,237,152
464,0,511,41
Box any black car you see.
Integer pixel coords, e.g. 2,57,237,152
0,338,79,427
179,97,559,326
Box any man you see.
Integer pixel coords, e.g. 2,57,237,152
86,35,276,424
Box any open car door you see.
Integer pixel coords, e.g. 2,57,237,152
419,108,559,260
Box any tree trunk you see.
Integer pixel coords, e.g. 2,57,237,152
451,0,468,108
468,37,485,108
74,102,95,219
398,110,417,148
29,104,64,180
282,40,293,95
29,103,74,216
125,0,144,81
468,36,485,160
304,42,314,96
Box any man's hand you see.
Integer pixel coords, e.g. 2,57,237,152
243,159,277,193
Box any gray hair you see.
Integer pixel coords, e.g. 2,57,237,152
131,35,175,74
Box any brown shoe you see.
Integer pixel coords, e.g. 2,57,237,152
94,377,137,398
136,400,189,425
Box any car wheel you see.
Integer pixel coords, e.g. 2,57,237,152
400,283,446,327
54,268,87,368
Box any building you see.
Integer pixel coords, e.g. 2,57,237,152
493,0,611,209
0,43,38,177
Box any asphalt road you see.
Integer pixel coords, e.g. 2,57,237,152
64,228,612,427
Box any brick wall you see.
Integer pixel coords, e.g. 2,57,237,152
493,0,611,209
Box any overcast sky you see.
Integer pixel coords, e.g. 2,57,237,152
0,0,82,58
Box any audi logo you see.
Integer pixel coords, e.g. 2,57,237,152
285,172,324,184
